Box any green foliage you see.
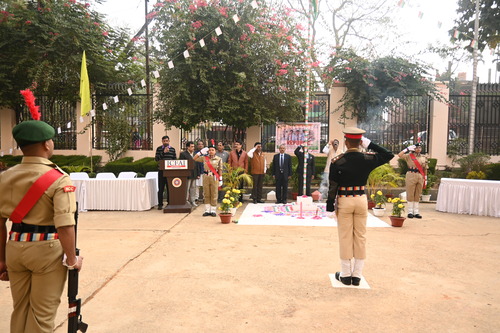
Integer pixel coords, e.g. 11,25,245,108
221,163,253,192
428,158,437,175
483,163,500,180
60,165,91,174
457,153,491,176
151,0,307,131
324,49,444,122
466,171,487,180
370,190,388,208
388,197,405,218
102,157,157,175
451,0,500,51
0,0,143,109
422,174,438,195
0,155,23,167
219,188,242,213
366,164,404,197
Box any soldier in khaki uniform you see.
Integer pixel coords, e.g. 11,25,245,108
0,120,83,332
194,144,223,217
398,143,428,219
326,127,394,286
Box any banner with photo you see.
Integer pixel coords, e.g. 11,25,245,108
275,122,321,153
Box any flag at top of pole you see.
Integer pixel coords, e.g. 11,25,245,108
311,0,319,19
79,51,91,116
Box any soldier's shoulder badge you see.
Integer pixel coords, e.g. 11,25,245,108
364,152,375,160
331,153,344,163
63,185,76,193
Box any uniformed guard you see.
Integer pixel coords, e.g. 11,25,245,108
0,116,83,332
326,127,394,286
398,143,428,219
194,143,223,217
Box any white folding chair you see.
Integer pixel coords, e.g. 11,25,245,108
145,171,159,192
118,171,137,179
69,172,89,180
96,172,117,179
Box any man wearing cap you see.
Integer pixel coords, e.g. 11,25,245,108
398,143,428,219
0,120,83,332
195,144,223,217
326,127,394,286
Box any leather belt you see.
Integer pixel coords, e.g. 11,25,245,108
338,190,365,196
407,168,420,173
11,223,57,234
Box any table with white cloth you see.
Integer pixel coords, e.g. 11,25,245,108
72,178,158,211
436,178,500,218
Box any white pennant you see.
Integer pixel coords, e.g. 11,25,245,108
153,70,160,78
90,109,95,117
232,14,239,23
141,79,146,87
79,116,84,123
67,122,72,129
57,127,62,134
127,88,133,96
168,61,174,69
199,39,205,47
9,148,13,154
184,50,190,58
215,26,222,36
251,0,258,9
102,103,108,110
113,95,119,103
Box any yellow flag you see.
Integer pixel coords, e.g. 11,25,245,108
79,51,91,116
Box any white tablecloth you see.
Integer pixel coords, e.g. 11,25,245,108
436,178,500,217
72,178,158,211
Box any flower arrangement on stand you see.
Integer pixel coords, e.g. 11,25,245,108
218,189,243,223
370,190,387,217
388,197,406,227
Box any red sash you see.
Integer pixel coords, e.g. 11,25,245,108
409,153,426,189
10,168,63,223
204,156,221,189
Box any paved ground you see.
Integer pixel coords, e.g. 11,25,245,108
1,202,499,332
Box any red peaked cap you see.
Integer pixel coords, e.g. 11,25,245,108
343,127,365,139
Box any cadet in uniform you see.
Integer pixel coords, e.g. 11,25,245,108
195,144,223,217
0,120,83,332
326,127,394,286
398,143,428,219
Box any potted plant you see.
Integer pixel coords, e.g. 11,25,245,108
218,189,242,223
367,164,404,209
370,190,387,217
221,163,253,195
388,197,406,227
421,174,437,202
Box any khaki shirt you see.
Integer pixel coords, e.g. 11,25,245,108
401,153,428,172
0,156,76,228
194,154,222,177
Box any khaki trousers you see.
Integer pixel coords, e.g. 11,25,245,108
6,239,67,333
406,172,424,202
337,196,368,260
203,175,218,207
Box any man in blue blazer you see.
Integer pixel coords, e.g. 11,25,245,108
272,144,292,204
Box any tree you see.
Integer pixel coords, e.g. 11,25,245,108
0,0,143,113
451,0,500,51
151,0,308,135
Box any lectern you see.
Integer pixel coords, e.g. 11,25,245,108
159,159,194,213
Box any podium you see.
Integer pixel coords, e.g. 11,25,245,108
159,159,194,213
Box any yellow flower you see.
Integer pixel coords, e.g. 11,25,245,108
377,190,383,195
223,199,230,204
370,194,375,198
398,204,404,208
401,199,407,203
218,207,222,210
393,197,400,202
230,197,235,201
226,190,231,194
238,202,242,207
388,198,392,203
224,194,229,198
233,189,241,194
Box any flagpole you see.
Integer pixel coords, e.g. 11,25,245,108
303,0,313,196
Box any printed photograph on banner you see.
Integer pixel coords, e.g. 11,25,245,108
275,123,321,153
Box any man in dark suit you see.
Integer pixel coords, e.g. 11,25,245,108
179,141,198,207
155,135,176,209
294,145,315,196
272,144,292,204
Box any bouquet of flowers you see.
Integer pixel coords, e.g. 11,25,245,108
370,190,387,209
388,197,406,217
219,188,243,214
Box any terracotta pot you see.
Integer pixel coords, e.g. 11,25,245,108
311,190,322,201
219,213,232,224
292,192,298,200
389,216,405,227
372,207,386,217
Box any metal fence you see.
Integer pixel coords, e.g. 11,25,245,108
180,122,241,150
448,84,500,155
19,96,77,150
359,95,430,154
261,93,330,152
92,84,153,151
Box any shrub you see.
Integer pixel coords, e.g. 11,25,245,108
457,153,490,176
483,163,500,180
466,171,487,179
428,158,437,175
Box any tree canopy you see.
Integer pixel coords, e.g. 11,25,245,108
0,0,143,111
451,0,500,51
151,0,308,132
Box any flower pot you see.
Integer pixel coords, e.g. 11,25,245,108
219,213,232,224
367,201,376,209
311,190,322,201
230,207,237,217
389,216,405,227
421,194,431,202
292,192,298,200
372,207,386,217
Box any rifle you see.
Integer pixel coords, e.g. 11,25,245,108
68,203,88,333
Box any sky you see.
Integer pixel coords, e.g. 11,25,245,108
94,0,498,83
